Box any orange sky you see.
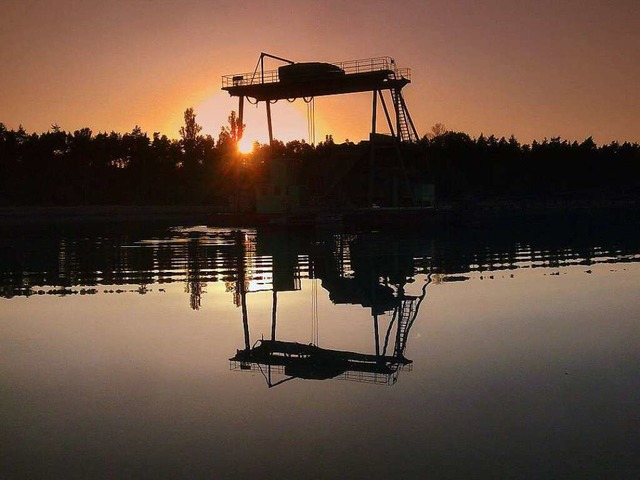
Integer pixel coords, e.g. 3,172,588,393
1,0,638,144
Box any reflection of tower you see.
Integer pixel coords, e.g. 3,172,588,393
230,231,432,387
229,277,431,387
225,229,303,361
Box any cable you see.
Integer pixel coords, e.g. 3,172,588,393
306,97,316,145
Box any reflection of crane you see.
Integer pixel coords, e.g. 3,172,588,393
228,229,432,387
232,339,412,387
230,276,431,387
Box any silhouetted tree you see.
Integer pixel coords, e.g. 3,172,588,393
1,120,638,208
426,123,448,139
179,108,202,143
217,110,244,149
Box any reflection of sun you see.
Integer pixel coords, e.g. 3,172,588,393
194,91,319,145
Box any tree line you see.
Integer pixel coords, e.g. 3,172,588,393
1,111,639,207
418,128,640,203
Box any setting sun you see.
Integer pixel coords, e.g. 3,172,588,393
237,136,255,154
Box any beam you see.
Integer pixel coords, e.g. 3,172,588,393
223,72,409,102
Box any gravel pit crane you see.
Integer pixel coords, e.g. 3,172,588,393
221,52,419,144
222,53,421,206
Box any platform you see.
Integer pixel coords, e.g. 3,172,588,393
222,56,411,101
230,339,411,380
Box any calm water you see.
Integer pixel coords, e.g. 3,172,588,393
1,216,639,479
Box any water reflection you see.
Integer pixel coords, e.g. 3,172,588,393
2,218,640,390
2,217,639,477
2,217,640,305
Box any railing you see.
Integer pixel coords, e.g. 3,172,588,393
337,363,413,385
229,360,286,373
222,56,411,88
230,360,412,386
333,56,410,79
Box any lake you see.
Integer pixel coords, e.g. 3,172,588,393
1,213,638,479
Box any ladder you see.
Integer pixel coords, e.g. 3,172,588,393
394,295,418,357
391,87,419,143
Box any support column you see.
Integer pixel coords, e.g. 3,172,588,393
266,101,274,145
368,90,378,207
241,291,250,350
379,92,396,140
238,95,244,141
271,290,277,341
373,314,380,357
237,232,250,351
371,90,378,135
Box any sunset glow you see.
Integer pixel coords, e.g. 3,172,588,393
0,1,638,143
1,3,639,477
195,91,313,144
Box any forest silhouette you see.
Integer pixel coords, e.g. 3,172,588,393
1,111,639,208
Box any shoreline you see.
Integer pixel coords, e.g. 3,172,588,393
0,205,219,226
0,198,638,228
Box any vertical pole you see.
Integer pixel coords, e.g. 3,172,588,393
271,290,277,341
368,90,378,207
237,233,250,351
241,289,250,350
373,314,380,357
266,101,274,146
371,90,378,135
370,238,380,357
379,92,396,139
238,96,244,141
261,55,274,146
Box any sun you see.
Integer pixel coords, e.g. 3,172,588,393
237,136,254,154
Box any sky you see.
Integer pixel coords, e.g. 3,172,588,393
1,0,639,145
